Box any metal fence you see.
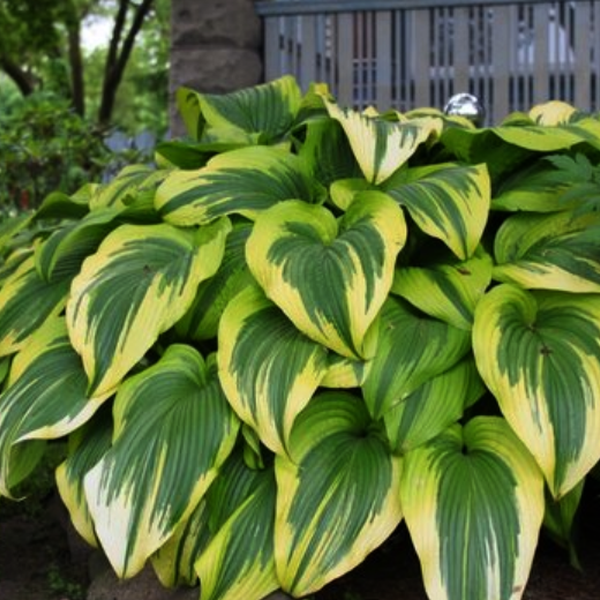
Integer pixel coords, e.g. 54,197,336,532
255,0,600,123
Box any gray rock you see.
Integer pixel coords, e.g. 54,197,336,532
171,0,261,50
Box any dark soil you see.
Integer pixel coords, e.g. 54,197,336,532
1,487,599,600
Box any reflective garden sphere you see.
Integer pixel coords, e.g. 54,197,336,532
443,93,486,126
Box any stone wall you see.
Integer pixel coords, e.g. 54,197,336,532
169,0,263,136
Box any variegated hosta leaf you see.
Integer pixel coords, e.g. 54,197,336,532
298,118,362,189
35,208,121,282
152,494,211,587
176,86,206,140
84,346,240,578
543,479,585,569
323,97,441,185
175,221,253,342
89,164,156,211
400,417,544,600
275,391,403,597
493,117,600,152
195,467,278,600
56,406,113,547
473,284,600,498
66,219,230,396
192,74,302,143
362,296,471,419
382,162,491,260
151,447,264,588
493,211,600,293
35,185,93,220
320,353,368,389
528,100,578,126
0,317,111,497
218,284,329,455
0,247,34,287
329,178,372,212
156,146,322,227
391,248,493,330
492,160,578,212
0,212,32,254
247,193,406,359
384,358,485,454
0,254,70,357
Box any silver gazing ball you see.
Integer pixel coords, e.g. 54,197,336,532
443,93,485,126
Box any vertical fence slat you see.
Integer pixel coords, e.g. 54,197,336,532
263,16,282,82
532,4,549,105
376,11,393,109
574,3,591,110
413,8,431,107
492,7,511,122
453,7,470,95
336,12,354,106
299,15,317,91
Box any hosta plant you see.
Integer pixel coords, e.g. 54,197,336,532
1,75,600,600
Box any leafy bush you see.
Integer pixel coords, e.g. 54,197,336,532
1,75,600,600
0,92,108,215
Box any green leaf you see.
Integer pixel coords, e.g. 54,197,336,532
323,98,441,184
392,248,493,330
34,185,92,220
84,346,239,578
493,211,600,293
151,447,266,588
384,358,485,454
492,159,582,212
0,317,110,497
0,212,33,254
275,391,403,597
400,417,545,600
66,219,230,396
362,296,471,419
382,162,491,260
90,164,156,211
193,74,302,144
175,221,252,342
0,254,69,357
297,118,362,189
218,284,329,455
56,406,113,547
543,479,585,569
195,467,278,600
247,193,406,359
156,146,322,227
35,208,120,282
528,100,578,125
473,284,600,497
320,353,368,389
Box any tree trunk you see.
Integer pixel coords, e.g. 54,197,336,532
0,55,34,96
97,0,154,126
67,24,85,116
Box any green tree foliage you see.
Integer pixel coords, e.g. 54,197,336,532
0,0,164,128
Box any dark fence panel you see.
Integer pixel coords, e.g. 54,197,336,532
255,0,600,121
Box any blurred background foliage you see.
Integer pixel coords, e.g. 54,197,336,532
0,0,170,213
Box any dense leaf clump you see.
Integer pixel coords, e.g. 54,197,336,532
1,76,600,600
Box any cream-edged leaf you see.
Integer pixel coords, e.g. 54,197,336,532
66,219,230,396
401,417,545,600
473,284,600,497
84,346,239,578
247,192,406,359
